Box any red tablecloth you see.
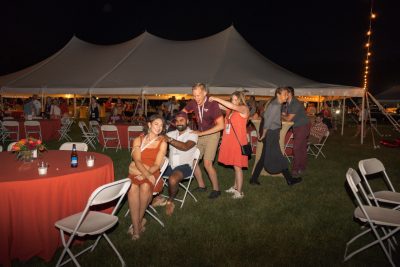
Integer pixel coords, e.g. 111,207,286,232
98,123,143,148
0,150,114,266
4,119,61,141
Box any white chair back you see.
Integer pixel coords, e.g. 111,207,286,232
59,142,89,152
54,178,131,267
7,142,17,152
127,125,143,149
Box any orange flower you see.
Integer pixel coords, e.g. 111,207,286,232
37,140,42,145
13,145,20,151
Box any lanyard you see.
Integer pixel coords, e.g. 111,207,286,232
197,97,207,127
140,135,158,152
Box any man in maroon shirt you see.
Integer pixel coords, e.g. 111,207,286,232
183,83,224,199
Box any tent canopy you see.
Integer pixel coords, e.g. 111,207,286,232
0,26,363,97
375,86,400,102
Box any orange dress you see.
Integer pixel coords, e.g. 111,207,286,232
218,111,248,167
130,135,164,193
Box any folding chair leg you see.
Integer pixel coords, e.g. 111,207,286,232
344,225,400,266
145,208,164,227
103,233,126,267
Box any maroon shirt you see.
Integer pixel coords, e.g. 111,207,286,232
184,97,222,131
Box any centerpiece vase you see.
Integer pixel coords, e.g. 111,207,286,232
20,150,33,162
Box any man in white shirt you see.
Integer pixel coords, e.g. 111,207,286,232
163,111,198,215
32,95,42,116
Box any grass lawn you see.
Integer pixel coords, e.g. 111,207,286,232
10,121,400,267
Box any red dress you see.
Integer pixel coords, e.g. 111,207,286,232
130,135,164,193
218,111,248,167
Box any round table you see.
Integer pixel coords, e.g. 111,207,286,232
0,150,114,266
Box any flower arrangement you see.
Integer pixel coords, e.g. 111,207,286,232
11,137,46,161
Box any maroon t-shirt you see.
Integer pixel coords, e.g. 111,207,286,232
184,97,222,131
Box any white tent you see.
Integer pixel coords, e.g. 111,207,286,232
375,86,400,103
0,26,363,97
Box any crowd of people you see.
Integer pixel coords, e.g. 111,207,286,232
0,86,355,242
124,83,343,240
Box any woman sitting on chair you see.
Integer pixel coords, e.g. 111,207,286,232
127,114,167,240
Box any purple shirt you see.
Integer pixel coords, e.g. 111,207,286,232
184,97,222,131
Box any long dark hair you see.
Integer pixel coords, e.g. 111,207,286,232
143,114,166,135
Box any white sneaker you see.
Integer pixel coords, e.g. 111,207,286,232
225,186,238,194
232,191,244,199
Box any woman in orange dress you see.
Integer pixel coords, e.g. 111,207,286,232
127,114,167,240
210,91,249,199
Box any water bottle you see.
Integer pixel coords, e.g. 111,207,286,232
71,144,78,168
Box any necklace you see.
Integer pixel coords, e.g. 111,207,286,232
140,134,159,151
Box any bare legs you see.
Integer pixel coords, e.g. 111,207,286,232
194,159,219,191
127,182,152,239
233,166,243,193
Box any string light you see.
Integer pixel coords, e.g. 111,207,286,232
362,0,376,90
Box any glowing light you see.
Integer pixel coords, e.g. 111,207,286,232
371,13,376,19
367,30,371,35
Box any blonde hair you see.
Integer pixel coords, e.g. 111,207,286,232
230,91,247,106
192,83,207,92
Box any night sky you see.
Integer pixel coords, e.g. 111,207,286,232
1,0,399,94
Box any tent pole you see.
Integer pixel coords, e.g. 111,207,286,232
361,91,365,144
145,97,148,117
73,94,77,118
341,97,345,136
41,89,44,114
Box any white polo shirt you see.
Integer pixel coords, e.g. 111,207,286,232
166,128,198,168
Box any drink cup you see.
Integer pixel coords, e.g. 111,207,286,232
86,156,95,167
38,161,48,175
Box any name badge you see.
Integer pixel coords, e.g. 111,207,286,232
225,123,231,134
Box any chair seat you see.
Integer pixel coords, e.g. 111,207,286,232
354,205,400,227
55,211,118,236
368,191,400,205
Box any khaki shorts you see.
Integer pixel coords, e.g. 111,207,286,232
196,132,220,162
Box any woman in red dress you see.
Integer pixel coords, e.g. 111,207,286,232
210,92,249,199
127,114,167,240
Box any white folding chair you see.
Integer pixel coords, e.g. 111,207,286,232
78,121,97,149
162,148,200,208
3,116,14,120
100,125,121,152
7,142,17,151
58,117,73,141
124,157,169,228
344,168,400,267
2,120,19,141
359,158,400,208
0,145,2,152
284,132,294,162
250,130,258,154
59,142,89,152
89,120,101,142
55,178,131,267
0,121,10,142
307,130,330,159
127,126,143,150
24,120,42,140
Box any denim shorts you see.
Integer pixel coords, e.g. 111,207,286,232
163,164,193,178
